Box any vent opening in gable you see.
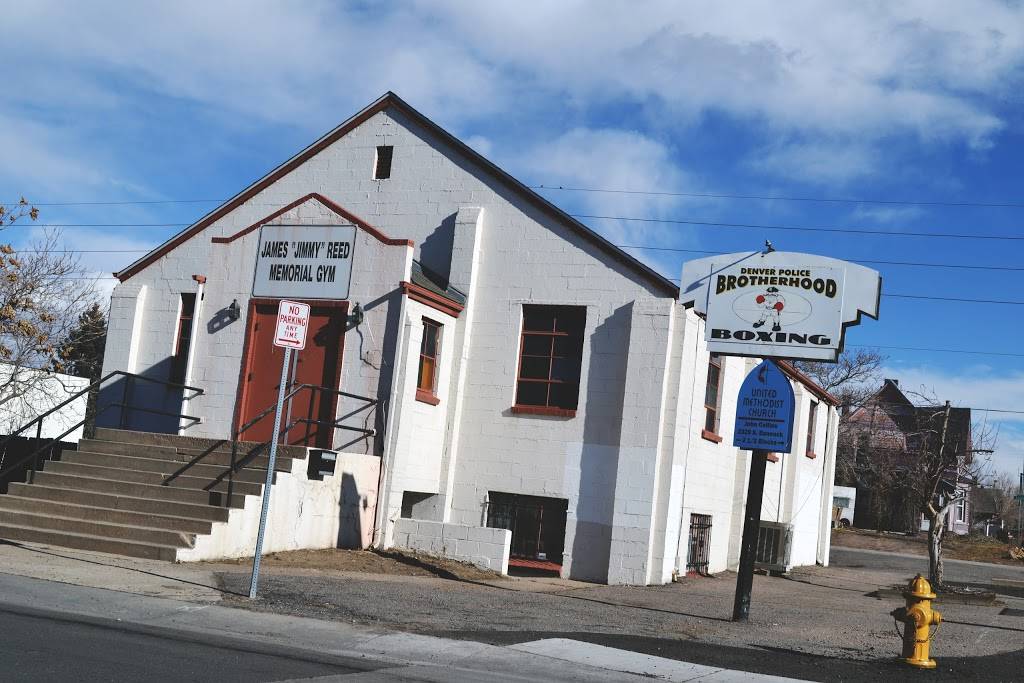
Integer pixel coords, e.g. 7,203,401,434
374,145,393,179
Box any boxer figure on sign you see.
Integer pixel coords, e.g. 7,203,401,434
752,287,785,332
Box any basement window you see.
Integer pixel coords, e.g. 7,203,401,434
373,145,393,179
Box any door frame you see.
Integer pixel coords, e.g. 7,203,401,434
232,297,349,446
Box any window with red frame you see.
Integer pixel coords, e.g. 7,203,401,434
515,305,586,412
170,293,196,384
416,319,441,403
704,355,723,435
806,400,818,455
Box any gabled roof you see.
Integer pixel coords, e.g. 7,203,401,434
852,379,973,458
115,92,679,296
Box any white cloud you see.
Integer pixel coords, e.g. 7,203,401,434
751,140,880,185
510,127,703,277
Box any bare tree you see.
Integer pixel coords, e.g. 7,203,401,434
0,199,98,437
988,472,1020,528
897,397,995,587
792,348,886,408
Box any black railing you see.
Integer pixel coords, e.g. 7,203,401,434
222,383,378,506
0,371,203,486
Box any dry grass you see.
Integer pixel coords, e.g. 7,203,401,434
832,528,1024,566
208,547,503,581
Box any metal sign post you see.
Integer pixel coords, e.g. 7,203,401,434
731,360,795,621
249,299,310,600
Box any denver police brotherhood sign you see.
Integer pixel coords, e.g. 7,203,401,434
679,251,881,361
252,224,356,300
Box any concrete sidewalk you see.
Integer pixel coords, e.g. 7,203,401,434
2,540,1023,680
0,570,804,682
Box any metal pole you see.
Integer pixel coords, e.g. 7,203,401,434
284,348,299,443
249,346,292,599
733,449,769,621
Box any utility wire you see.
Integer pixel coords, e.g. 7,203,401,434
15,185,1024,209
533,185,1024,209
576,214,1024,241
19,217,1024,241
30,244,1024,273
849,344,1024,359
664,277,1024,305
619,245,1024,272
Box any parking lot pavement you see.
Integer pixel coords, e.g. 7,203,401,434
215,559,1024,673
1,541,1022,680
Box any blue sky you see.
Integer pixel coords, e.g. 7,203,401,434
3,1,1024,478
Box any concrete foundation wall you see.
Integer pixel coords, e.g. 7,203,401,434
178,451,380,561
392,518,511,574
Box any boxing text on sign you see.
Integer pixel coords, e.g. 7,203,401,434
679,251,881,362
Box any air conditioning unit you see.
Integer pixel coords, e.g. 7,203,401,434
754,521,793,573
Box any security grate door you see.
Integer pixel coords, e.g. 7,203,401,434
486,492,567,565
686,514,713,576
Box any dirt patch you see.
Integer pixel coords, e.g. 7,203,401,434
832,528,1024,567
208,548,503,581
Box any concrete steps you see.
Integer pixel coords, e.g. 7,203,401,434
0,496,214,534
61,451,272,485
0,522,180,561
0,428,308,561
43,461,265,497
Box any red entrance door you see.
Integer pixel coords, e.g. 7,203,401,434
237,300,347,447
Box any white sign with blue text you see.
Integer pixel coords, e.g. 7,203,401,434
733,360,795,453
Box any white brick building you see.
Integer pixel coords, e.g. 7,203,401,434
100,92,839,583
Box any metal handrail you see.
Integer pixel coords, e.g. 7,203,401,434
223,383,378,505
0,371,203,484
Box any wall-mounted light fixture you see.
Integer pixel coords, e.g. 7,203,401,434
227,299,241,321
350,302,364,327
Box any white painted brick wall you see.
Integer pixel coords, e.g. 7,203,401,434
392,518,511,574
102,101,838,585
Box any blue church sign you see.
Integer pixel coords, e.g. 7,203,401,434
733,360,795,453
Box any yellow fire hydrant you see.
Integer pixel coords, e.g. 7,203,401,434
890,574,942,669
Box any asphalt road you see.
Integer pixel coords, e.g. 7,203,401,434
0,604,377,682
831,547,1024,596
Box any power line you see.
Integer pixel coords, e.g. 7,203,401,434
664,276,1024,305
533,185,1024,209
26,223,190,228
5,200,222,207
576,214,1024,241
849,344,1024,359
618,245,1024,272
35,244,1024,273
16,185,1024,209
883,293,1024,305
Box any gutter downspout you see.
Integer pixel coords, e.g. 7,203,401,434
672,310,702,578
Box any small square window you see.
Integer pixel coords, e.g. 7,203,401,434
374,145,393,180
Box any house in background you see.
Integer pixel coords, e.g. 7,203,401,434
841,379,973,536
0,93,840,582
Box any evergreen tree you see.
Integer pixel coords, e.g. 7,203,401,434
54,303,107,379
